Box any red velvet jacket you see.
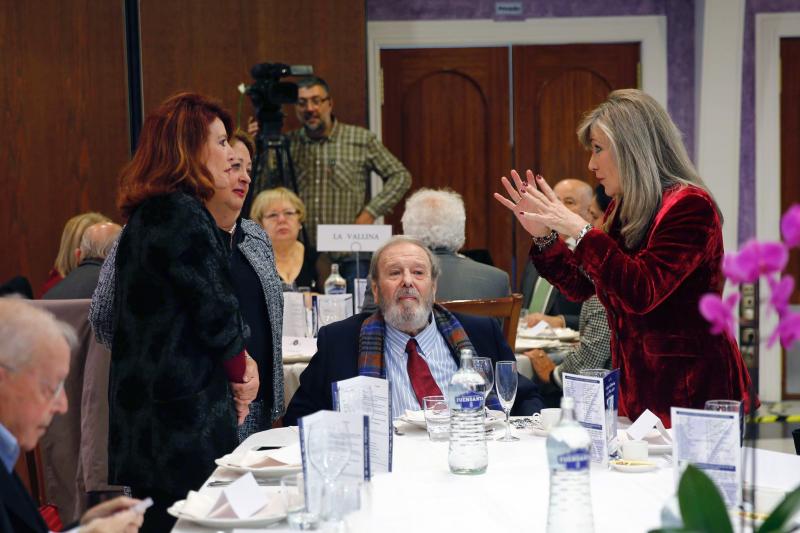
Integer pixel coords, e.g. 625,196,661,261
531,184,754,427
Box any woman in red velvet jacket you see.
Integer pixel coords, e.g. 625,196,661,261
496,89,754,426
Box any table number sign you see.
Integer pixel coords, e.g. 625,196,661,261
670,407,742,507
562,369,620,464
333,375,393,475
316,224,393,253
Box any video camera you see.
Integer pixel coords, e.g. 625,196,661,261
247,62,313,138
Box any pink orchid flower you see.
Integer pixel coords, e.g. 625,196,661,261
781,204,800,248
722,240,788,284
772,311,800,349
699,292,739,337
767,276,795,317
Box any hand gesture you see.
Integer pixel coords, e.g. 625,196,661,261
80,497,144,533
493,170,551,238
515,174,589,239
231,354,260,425
524,349,556,384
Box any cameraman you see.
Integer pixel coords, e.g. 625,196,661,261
251,76,411,289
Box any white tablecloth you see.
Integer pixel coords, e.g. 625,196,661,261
172,424,800,532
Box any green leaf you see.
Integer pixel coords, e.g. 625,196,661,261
757,484,800,533
677,465,733,533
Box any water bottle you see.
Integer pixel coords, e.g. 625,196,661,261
447,348,488,475
324,263,346,295
546,396,594,532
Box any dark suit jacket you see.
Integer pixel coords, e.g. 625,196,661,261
0,466,47,533
520,262,582,330
42,258,103,300
109,192,243,495
284,311,543,425
532,185,754,426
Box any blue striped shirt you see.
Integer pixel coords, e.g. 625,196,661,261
384,316,458,418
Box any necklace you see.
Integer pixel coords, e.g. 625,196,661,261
223,221,237,247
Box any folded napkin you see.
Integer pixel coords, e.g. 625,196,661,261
403,409,426,423
222,443,302,468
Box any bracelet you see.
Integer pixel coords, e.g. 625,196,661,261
532,230,558,250
574,224,593,245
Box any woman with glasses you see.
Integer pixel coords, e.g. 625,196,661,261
251,187,320,291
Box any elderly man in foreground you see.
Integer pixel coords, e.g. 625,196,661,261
0,299,143,533
284,236,543,424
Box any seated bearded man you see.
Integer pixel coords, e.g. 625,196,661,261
284,236,543,424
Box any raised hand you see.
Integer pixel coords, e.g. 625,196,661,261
517,174,589,239
493,169,551,237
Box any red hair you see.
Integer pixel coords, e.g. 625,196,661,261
117,92,234,219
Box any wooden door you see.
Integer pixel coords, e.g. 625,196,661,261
780,37,800,399
512,43,640,286
381,48,513,275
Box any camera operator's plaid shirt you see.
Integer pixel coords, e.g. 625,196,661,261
284,120,411,246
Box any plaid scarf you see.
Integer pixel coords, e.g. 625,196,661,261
357,303,475,377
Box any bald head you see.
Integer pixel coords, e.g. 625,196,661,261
78,222,122,261
554,179,593,222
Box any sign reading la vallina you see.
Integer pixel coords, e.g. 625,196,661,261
316,224,393,252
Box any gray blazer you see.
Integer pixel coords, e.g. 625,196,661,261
432,249,510,301
89,219,285,423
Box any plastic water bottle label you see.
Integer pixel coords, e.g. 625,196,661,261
556,449,590,471
455,391,483,410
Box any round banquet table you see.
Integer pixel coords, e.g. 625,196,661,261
171,422,800,532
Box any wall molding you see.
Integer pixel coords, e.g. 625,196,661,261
755,12,800,400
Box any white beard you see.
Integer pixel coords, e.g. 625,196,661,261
379,288,433,333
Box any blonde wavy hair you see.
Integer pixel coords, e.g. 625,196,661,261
250,187,306,224
577,89,718,249
54,212,111,277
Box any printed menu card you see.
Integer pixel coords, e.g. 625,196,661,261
562,369,620,464
670,407,742,507
333,375,393,474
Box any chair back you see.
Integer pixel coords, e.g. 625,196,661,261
439,293,523,349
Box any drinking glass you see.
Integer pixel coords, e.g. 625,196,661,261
307,426,352,522
495,361,519,441
423,395,450,441
705,399,745,444
280,473,319,530
473,357,494,403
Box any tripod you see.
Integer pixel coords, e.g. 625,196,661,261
243,128,311,247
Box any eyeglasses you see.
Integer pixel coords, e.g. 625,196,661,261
263,209,300,221
0,362,65,403
295,96,330,109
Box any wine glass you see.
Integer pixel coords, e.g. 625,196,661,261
473,357,494,404
495,361,519,441
307,425,352,521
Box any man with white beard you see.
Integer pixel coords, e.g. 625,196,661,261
284,236,543,424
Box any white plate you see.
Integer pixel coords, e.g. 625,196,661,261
610,460,658,473
617,429,672,455
399,410,505,428
167,499,286,527
213,458,302,478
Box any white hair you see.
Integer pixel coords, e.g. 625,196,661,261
0,298,76,369
79,223,122,260
401,188,465,252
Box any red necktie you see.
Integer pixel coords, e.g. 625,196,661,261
406,338,443,407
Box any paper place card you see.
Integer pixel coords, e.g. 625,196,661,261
563,369,620,464
183,473,265,519
671,407,742,507
333,375,393,475
528,320,552,337
627,409,662,441
298,410,368,516
283,292,309,337
316,224,393,252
